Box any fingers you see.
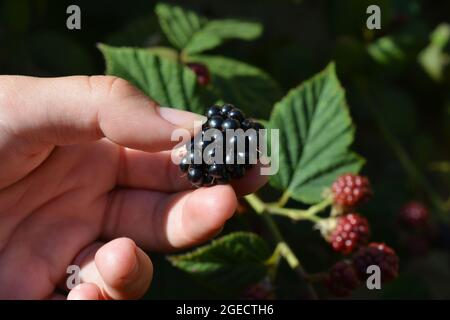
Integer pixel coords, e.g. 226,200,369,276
231,164,269,196
67,283,102,300
71,238,153,300
117,147,269,194
116,149,191,192
102,186,237,252
0,75,204,152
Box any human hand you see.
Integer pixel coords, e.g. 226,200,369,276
0,76,267,299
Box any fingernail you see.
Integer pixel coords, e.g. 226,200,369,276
157,106,206,129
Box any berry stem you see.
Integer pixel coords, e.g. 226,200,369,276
245,193,318,300
267,197,332,222
277,191,291,207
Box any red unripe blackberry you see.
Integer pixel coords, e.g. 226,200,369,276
331,173,372,209
326,260,360,297
187,62,210,86
399,201,429,228
352,242,399,283
329,213,370,255
241,278,274,300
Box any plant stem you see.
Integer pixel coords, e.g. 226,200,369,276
429,161,450,173
277,191,291,207
267,197,332,222
245,194,318,300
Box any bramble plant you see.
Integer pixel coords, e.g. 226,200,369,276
98,3,401,299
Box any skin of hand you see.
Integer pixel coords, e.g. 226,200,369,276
0,75,268,300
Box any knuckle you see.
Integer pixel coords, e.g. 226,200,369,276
91,75,142,101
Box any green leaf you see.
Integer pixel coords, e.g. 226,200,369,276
418,23,450,82
155,3,205,50
168,232,271,293
269,63,364,204
155,3,262,54
147,46,179,61
184,20,262,54
368,36,406,65
98,44,203,113
367,22,427,68
188,54,282,119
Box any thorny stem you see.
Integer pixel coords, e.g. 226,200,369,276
245,194,319,300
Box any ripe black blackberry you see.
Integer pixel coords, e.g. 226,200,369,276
326,260,360,297
179,104,265,186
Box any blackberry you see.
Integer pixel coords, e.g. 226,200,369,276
331,173,372,209
180,103,265,186
186,62,210,86
352,242,399,283
399,201,429,228
241,278,274,300
329,213,371,255
326,260,360,297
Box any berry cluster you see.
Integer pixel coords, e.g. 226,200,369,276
329,213,370,255
323,174,399,296
327,242,399,297
331,173,372,209
324,174,373,254
179,104,264,187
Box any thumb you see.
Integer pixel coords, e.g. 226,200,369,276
0,75,204,152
